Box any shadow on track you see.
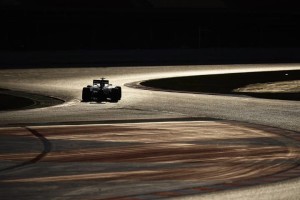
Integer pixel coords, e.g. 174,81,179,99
0,128,51,173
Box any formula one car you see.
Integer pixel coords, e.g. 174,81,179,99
82,78,121,102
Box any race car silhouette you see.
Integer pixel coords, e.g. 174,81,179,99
82,78,121,102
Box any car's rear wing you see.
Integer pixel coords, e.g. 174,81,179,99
93,79,109,85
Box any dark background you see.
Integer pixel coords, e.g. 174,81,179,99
1,0,300,66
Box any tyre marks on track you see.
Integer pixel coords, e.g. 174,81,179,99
0,121,300,200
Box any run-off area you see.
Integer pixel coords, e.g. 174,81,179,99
0,120,299,200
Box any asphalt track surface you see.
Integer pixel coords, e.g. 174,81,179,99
0,64,300,200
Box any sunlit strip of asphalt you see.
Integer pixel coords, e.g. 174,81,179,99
24,120,211,129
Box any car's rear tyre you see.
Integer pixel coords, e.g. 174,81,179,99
115,86,122,100
82,87,91,102
111,87,122,102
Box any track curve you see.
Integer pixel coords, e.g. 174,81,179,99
0,64,300,200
